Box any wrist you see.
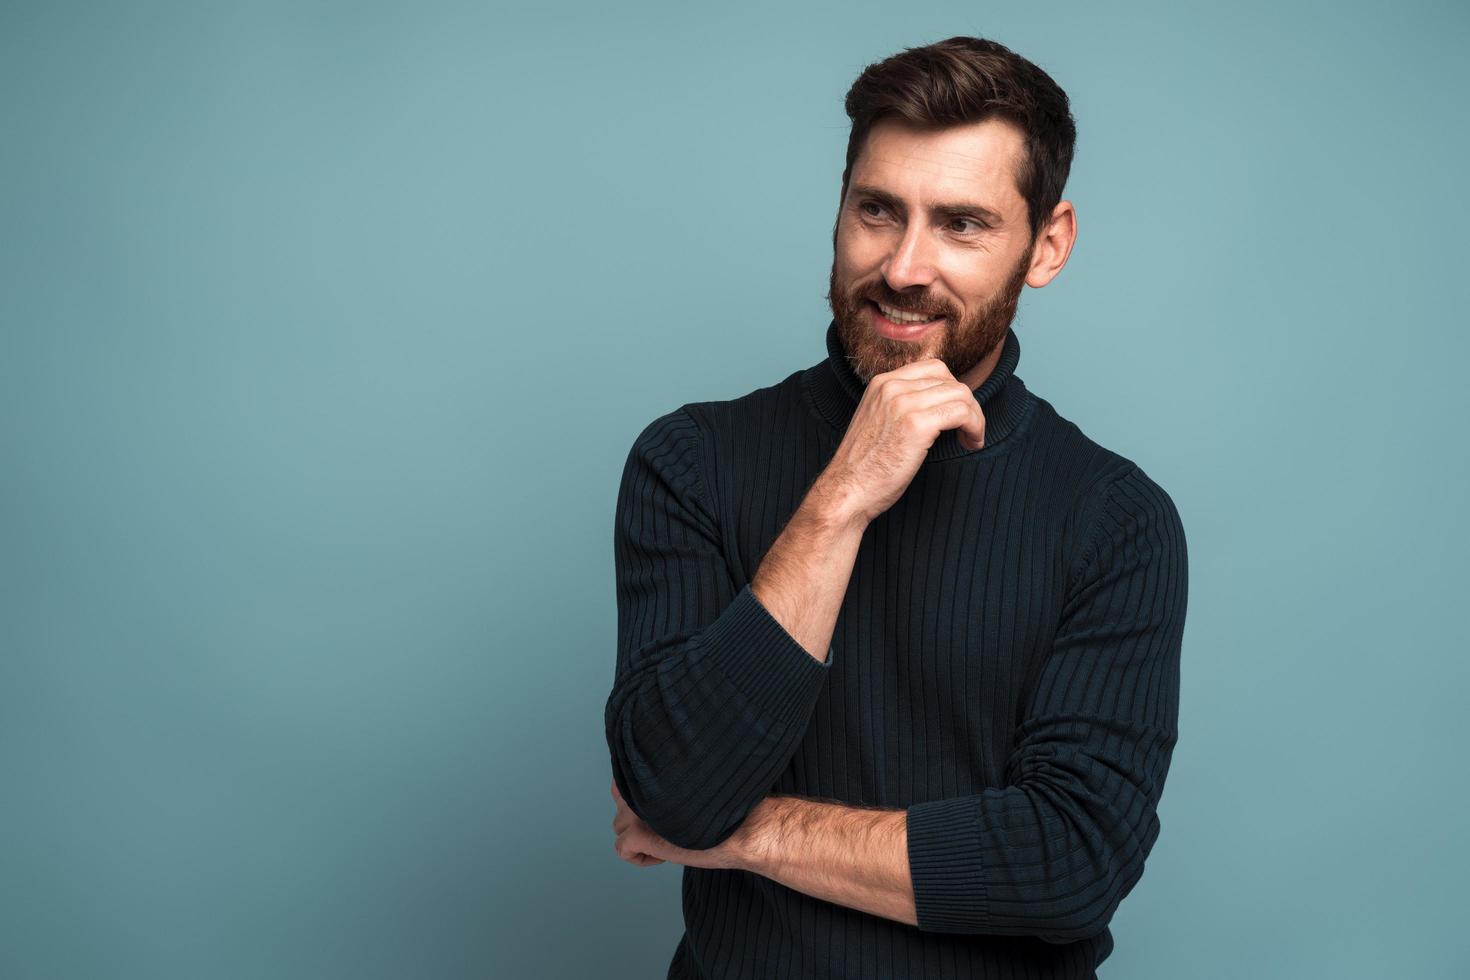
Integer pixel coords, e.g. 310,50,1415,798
733,797,787,877
802,475,871,534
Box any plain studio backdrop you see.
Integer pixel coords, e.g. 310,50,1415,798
2,1,1466,977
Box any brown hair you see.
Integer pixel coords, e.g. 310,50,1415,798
838,36,1077,243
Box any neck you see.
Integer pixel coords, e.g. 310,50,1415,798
957,333,1008,392
802,318,1032,461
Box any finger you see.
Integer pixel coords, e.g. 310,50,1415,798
875,376,957,398
959,402,987,450
614,831,666,867
928,400,986,450
873,356,955,384
918,391,987,450
892,381,978,416
898,391,987,449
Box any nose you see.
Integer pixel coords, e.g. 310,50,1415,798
880,221,937,292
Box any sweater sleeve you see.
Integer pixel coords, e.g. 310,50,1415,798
904,465,1188,942
604,407,833,851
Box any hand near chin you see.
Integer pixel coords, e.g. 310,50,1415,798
817,356,988,524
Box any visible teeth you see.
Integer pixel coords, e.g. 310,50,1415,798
877,302,940,325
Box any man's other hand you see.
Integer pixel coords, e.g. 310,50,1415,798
611,777,753,872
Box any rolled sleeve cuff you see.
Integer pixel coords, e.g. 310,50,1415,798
906,797,988,933
700,583,833,722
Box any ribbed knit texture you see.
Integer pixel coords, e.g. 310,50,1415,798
606,319,1188,979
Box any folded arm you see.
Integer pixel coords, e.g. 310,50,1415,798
742,466,1189,943
604,407,847,851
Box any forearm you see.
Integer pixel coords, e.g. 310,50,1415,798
751,475,870,663
738,795,917,928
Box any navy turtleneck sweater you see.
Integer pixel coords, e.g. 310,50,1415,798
606,319,1188,979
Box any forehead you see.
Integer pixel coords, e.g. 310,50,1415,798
851,117,1026,213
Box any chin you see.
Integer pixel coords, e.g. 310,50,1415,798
857,338,940,384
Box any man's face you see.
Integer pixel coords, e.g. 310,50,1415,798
827,116,1038,386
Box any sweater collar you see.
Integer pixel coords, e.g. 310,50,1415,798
801,317,1030,461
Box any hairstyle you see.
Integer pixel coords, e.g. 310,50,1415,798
837,36,1077,243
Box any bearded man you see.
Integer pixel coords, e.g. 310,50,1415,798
606,35,1189,980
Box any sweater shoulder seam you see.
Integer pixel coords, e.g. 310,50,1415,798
673,402,720,528
1068,462,1140,593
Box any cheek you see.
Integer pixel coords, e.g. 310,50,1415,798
945,268,999,307
837,223,888,268
836,249,885,294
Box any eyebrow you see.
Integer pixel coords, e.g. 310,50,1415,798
848,183,1004,226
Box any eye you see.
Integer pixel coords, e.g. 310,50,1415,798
949,217,985,234
858,200,888,219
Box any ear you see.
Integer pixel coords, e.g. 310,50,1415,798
1025,200,1078,289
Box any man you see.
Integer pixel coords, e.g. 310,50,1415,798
605,35,1188,980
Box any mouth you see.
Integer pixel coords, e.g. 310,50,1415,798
868,299,945,340
871,299,944,324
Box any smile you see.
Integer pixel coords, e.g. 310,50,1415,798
874,301,943,324
869,300,944,340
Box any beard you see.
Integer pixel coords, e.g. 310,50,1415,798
826,242,1033,386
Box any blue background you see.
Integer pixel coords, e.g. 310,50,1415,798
3,1,1466,977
